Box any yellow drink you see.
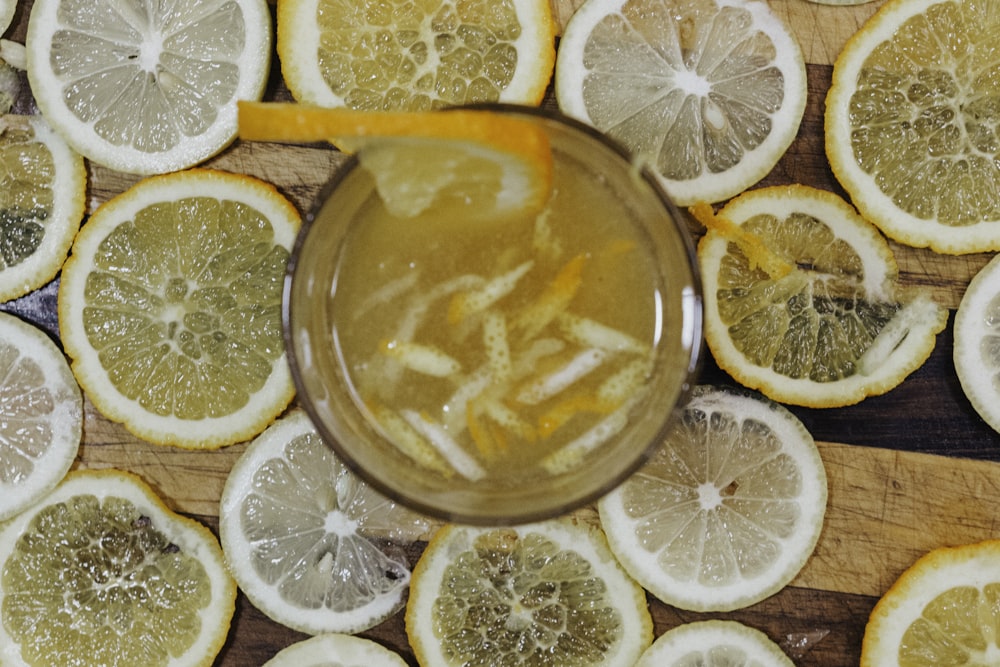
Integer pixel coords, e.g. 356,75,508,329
285,106,701,524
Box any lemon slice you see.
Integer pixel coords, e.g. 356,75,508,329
954,253,1000,434
57,168,299,449
1,114,86,302
826,0,1000,254
0,468,237,667
636,620,795,666
861,539,1000,666
219,409,434,635
695,184,948,408
263,634,409,667
238,102,553,220
0,311,82,521
555,0,806,206
406,519,653,666
0,0,14,37
25,0,272,175
277,0,555,110
599,385,826,612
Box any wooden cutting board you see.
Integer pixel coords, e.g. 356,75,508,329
5,0,1000,665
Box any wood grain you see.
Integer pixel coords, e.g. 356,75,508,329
4,0,1000,665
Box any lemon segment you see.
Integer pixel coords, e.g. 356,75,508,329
406,519,653,666
25,0,272,175
599,385,827,612
0,469,237,667
0,114,86,303
277,0,556,110
0,311,82,522
263,633,409,667
826,0,1000,254
219,409,434,635
861,539,1000,667
636,620,795,666
57,169,300,449
555,0,807,206
697,184,947,408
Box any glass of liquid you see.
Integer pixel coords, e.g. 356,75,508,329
284,104,702,525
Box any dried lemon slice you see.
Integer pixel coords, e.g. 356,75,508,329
555,0,806,206
636,620,795,666
263,634,409,667
826,0,1000,254
276,0,556,110
406,519,653,666
25,0,272,174
0,311,81,521
599,385,826,612
219,409,434,635
695,184,947,408
861,539,1000,666
0,114,86,302
57,169,299,449
0,0,14,36
0,468,237,666
954,253,1000,434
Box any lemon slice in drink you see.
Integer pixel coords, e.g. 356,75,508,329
1,114,86,302
861,539,1000,666
599,385,826,612
57,169,299,449
636,620,795,667
0,468,237,667
264,634,409,667
954,253,1000,435
0,311,82,522
238,102,553,220
276,0,555,110
555,0,806,206
219,409,434,635
826,0,1000,254
25,0,272,175
406,519,653,666
695,184,948,408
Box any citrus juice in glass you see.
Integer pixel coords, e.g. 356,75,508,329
285,105,701,524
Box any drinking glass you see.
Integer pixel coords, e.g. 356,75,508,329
284,104,702,525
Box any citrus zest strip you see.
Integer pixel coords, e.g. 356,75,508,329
237,101,554,219
690,201,793,280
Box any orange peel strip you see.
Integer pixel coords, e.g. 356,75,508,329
690,201,793,280
513,253,588,339
538,394,620,439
